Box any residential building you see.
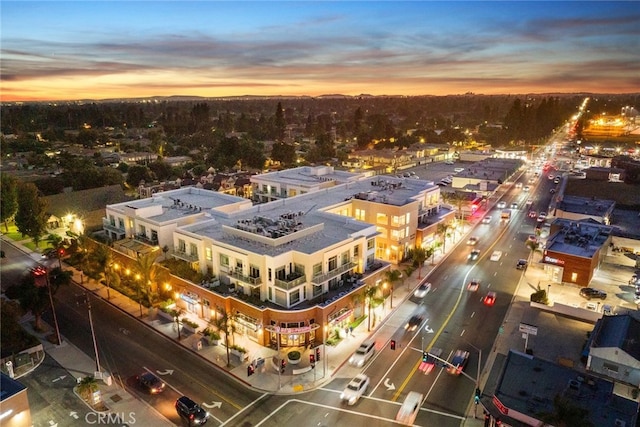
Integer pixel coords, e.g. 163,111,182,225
103,167,450,348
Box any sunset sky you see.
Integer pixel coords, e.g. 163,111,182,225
2,1,639,102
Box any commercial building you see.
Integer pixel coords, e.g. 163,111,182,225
104,167,449,348
542,218,613,287
0,373,32,427
553,195,616,225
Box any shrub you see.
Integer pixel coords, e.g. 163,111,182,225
287,350,301,361
230,344,247,353
183,319,199,329
531,288,549,305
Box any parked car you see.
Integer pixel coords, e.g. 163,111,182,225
404,315,424,332
447,350,470,375
466,236,479,245
467,280,480,292
136,372,166,394
490,250,503,261
340,374,370,405
413,282,432,298
176,396,209,425
579,288,607,300
349,340,376,367
516,259,528,270
483,292,497,306
468,249,480,261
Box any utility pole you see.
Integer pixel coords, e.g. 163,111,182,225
44,268,62,346
78,293,101,376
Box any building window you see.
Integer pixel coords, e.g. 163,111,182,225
205,247,212,261
190,243,198,257
367,239,375,250
353,245,359,257
341,251,349,264
376,227,388,238
250,264,260,279
355,208,366,221
391,215,405,227
376,213,388,225
571,272,578,282
328,256,337,271
138,225,146,235
109,215,115,226
313,263,322,277
220,253,229,267
118,218,125,229
178,239,186,252
289,289,300,304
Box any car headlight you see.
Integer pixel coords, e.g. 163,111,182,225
349,397,357,404
349,357,354,363
357,360,364,367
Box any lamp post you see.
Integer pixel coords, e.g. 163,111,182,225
105,262,113,300
135,273,143,317
78,292,102,378
44,268,62,346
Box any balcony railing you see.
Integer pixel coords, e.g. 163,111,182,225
311,260,356,285
102,219,125,233
229,270,262,287
172,247,198,262
134,233,158,246
274,274,306,290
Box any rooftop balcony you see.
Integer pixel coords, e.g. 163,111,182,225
311,260,356,285
229,269,262,287
274,272,306,290
173,247,198,262
102,218,125,233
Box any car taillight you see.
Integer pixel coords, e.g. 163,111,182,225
190,414,194,420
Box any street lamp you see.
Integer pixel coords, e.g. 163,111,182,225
43,268,62,346
78,292,101,377
135,273,143,317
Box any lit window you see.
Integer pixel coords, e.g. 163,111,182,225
571,272,578,282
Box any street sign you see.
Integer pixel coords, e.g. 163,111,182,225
518,322,538,336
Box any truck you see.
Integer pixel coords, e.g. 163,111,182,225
501,210,511,222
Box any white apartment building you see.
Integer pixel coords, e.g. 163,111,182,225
103,167,447,347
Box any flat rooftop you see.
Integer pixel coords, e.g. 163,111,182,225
556,195,615,217
546,218,612,258
495,350,636,427
178,174,438,256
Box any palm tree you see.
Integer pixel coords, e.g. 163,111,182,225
384,269,402,308
46,233,65,268
88,244,119,300
210,307,237,367
364,285,379,332
526,240,542,262
17,274,50,332
350,292,364,318
437,223,451,253
425,245,436,265
441,191,468,222
77,376,99,403
134,250,169,307
407,247,428,278
171,307,185,340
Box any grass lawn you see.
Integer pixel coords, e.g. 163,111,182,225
1,225,26,241
565,180,640,207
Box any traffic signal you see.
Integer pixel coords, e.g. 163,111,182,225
58,248,65,257
474,388,481,404
310,353,315,367
390,340,396,350
315,347,321,361
422,351,428,362
247,365,255,377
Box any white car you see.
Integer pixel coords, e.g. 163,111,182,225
340,374,370,405
482,216,492,224
349,341,376,367
414,282,432,298
497,201,507,209
524,186,530,191
490,251,503,261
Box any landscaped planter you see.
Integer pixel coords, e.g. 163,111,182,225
158,310,173,322
287,351,301,365
230,348,248,361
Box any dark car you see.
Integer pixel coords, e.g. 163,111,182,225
136,372,166,394
404,315,424,332
446,350,470,375
176,396,209,425
467,249,480,261
516,259,528,270
579,288,607,300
